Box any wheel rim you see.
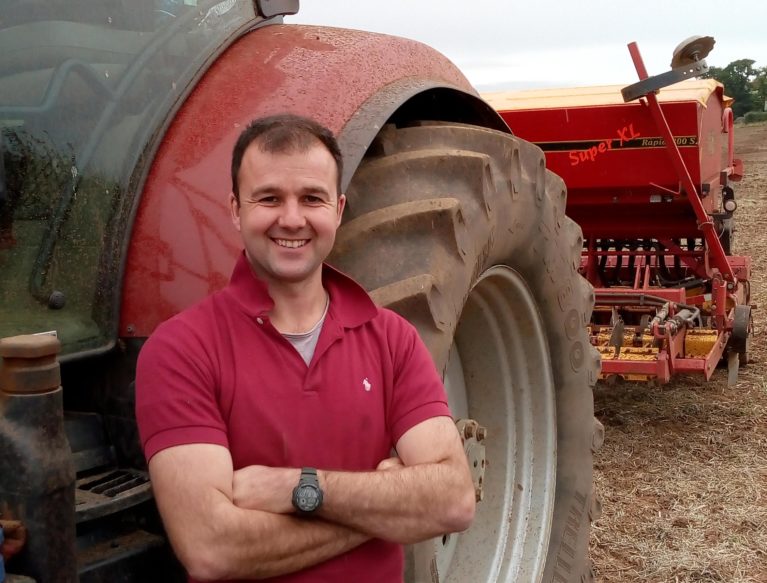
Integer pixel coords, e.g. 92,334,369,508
418,265,557,582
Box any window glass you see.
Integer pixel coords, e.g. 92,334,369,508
0,0,257,355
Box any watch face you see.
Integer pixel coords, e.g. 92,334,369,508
296,484,321,512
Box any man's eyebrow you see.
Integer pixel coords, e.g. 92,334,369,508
299,185,333,197
246,184,282,197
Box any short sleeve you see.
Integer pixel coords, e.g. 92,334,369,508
385,313,452,444
135,317,229,462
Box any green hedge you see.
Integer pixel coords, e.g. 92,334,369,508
744,111,767,124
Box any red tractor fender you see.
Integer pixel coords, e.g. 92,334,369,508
120,24,508,337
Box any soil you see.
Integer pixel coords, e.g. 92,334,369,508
589,122,767,582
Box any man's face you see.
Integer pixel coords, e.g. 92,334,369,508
230,141,345,287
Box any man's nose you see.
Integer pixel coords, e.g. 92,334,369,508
277,199,306,229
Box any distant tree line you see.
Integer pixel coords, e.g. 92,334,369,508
704,59,767,118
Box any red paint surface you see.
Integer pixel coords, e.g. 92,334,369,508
499,94,730,241
600,358,671,384
120,24,474,336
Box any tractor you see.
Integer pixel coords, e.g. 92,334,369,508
0,2,599,581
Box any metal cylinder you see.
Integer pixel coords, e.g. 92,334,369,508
0,334,61,395
0,335,77,583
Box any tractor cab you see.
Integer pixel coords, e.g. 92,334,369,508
0,1,258,357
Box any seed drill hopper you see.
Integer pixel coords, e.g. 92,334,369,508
485,37,752,385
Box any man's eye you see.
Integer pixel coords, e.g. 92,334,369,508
304,195,324,204
256,196,279,204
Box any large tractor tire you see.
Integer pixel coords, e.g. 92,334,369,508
329,122,602,583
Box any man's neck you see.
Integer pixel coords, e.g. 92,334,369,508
265,274,329,335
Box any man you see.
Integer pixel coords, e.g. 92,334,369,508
135,114,475,582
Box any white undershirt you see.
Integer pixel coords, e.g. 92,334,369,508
282,294,330,366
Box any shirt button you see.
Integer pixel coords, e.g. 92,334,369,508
256,317,264,325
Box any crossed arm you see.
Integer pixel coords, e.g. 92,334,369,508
148,416,475,581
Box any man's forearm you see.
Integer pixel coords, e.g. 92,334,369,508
317,462,475,544
228,419,476,549
184,503,368,580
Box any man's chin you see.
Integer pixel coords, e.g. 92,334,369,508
244,248,328,283
260,264,322,285
273,270,316,284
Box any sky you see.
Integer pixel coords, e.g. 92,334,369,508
289,1,767,92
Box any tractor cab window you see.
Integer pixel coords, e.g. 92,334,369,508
0,1,257,355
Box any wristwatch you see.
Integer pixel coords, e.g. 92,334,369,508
292,467,323,515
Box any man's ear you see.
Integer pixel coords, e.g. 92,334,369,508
229,192,241,231
336,193,346,225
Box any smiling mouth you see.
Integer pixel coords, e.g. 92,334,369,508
274,238,309,249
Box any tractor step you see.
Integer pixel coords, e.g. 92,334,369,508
75,468,152,523
65,411,153,523
78,527,180,583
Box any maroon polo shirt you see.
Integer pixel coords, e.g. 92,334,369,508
135,253,451,583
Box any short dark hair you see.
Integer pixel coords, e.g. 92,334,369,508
231,114,343,202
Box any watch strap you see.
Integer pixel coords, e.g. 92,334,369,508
300,467,318,482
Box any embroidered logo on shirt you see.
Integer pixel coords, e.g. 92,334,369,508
362,378,372,392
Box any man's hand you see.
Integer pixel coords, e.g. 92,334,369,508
316,416,476,544
232,464,298,513
376,456,404,471
0,520,27,561
149,445,370,580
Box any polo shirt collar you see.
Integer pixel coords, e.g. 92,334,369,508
225,252,378,328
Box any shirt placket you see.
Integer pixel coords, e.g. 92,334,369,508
303,318,345,393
